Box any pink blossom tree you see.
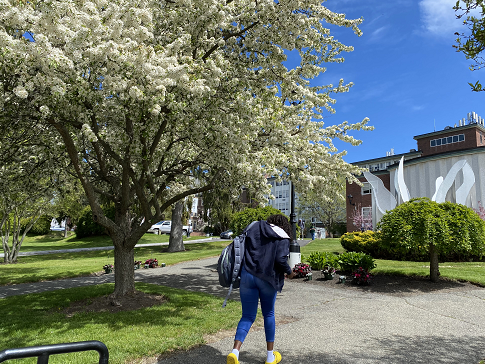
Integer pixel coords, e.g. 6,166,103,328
351,204,373,231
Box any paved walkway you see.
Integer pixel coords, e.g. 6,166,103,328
2,252,485,364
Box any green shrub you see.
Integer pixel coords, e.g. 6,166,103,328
75,205,115,238
340,230,381,255
231,206,285,235
21,215,52,235
378,198,485,262
203,225,213,234
337,251,376,273
305,252,339,270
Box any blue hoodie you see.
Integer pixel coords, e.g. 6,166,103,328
242,221,292,292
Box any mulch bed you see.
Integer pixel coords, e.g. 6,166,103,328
292,271,484,297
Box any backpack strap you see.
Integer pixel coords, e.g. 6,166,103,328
222,283,233,308
222,221,257,307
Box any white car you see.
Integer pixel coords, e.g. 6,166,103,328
148,221,192,236
148,221,165,233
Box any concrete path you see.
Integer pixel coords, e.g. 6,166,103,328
1,254,485,364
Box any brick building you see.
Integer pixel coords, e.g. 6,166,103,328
346,112,485,232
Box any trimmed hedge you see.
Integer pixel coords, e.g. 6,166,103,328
340,231,381,256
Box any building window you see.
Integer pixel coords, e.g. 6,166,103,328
362,207,372,219
430,134,465,147
361,182,371,195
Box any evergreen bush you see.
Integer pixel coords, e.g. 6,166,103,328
75,205,115,238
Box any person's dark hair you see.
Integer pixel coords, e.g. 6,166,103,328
266,214,292,238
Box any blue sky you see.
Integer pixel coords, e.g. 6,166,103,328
307,0,485,163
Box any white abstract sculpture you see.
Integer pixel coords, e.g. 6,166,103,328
397,157,410,202
362,171,397,215
363,158,475,225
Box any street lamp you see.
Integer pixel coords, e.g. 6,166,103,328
288,181,301,268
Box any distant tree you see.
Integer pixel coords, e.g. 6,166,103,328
0,122,59,262
0,157,56,263
52,178,88,238
454,0,485,91
351,204,373,232
231,206,285,236
202,187,246,235
474,201,485,220
297,189,346,238
378,198,485,282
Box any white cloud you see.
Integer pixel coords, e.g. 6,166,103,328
369,26,388,42
419,0,463,37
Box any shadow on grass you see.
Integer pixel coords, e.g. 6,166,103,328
1,282,240,351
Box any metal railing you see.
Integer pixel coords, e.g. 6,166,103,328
0,340,109,364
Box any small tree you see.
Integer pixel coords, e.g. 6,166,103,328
351,204,373,231
297,189,346,238
378,198,485,282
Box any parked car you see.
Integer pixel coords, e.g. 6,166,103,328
148,220,193,236
220,230,233,239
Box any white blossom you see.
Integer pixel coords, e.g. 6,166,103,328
13,86,28,99
39,105,50,116
150,104,161,116
0,0,372,240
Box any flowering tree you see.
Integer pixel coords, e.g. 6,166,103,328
1,0,371,298
351,204,373,231
474,201,485,220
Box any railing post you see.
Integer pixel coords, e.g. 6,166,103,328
0,341,109,364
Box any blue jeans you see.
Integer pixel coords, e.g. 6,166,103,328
235,267,277,343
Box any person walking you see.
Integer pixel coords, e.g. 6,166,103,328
227,214,295,364
309,226,316,240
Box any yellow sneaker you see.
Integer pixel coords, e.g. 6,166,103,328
265,350,281,364
227,353,239,364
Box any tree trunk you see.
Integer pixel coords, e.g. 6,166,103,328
112,242,135,297
168,201,185,252
429,242,440,282
64,218,68,238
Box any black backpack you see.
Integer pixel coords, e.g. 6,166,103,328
217,221,257,307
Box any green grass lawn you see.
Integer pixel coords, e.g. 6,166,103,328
302,238,485,286
0,238,229,285
300,238,345,255
17,232,210,252
0,283,242,364
2,236,485,364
